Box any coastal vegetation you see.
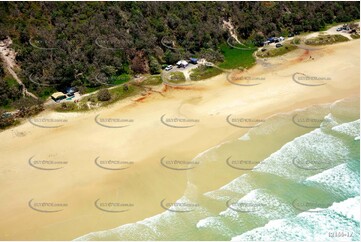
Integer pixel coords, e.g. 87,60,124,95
143,75,162,86
190,66,223,81
168,72,186,83
0,1,359,111
305,34,350,45
256,44,298,58
56,84,141,112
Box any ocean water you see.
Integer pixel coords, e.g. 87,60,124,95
75,98,360,241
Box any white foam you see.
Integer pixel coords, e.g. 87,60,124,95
332,119,360,139
306,163,360,197
254,128,351,181
232,197,360,241
220,189,294,221
329,196,360,222
320,113,340,129
204,174,254,201
238,133,250,141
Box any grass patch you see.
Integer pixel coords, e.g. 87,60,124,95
256,44,298,58
38,87,56,100
84,86,99,94
168,72,186,83
55,102,79,112
189,66,223,81
111,73,131,85
143,75,162,85
4,76,18,87
108,84,141,103
305,34,349,45
292,37,301,45
218,43,256,69
351,34,360,39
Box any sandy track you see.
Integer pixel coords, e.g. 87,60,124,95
0,38,38,99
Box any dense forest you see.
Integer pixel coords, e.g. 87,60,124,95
0,1,359,109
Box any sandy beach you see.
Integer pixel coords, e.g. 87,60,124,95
0,39,359,240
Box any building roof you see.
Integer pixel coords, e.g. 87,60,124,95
51,92,66,99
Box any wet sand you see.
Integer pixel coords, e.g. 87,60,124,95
0,39,359,240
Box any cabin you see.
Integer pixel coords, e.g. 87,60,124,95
176,60,188,68
51,92,66,102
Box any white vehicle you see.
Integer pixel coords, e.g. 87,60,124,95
165,65,173,71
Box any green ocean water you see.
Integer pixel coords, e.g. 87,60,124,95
75,97,360,241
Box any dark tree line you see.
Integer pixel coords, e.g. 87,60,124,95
0,1,359,108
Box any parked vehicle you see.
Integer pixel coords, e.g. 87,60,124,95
165,65,173,71
276,43,283,48
1,112,12,118
65,87,78,96
267,37,275,43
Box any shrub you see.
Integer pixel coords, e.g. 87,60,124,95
97,88,111,101
0,111,16,129
123,84,129,92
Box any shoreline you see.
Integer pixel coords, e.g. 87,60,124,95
0,27,358,131
0,39,359,240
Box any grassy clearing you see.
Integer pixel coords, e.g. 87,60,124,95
305,34,349,45
256,44,298,58
168,72,186,83
108,85,141,103
111,74,131,85
189,66,223,81
142,75,162,85
218,43,256,69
